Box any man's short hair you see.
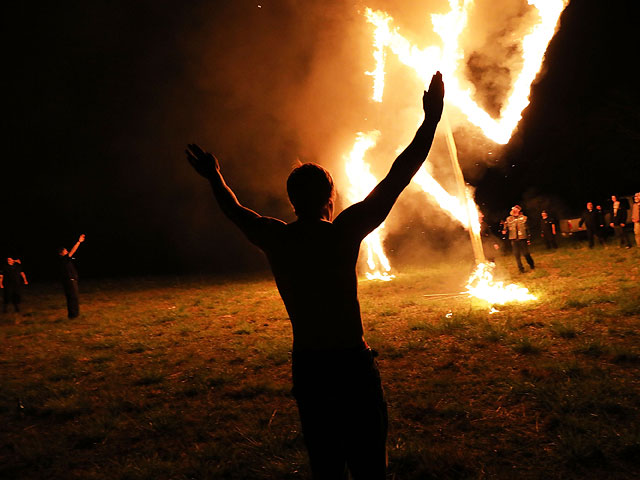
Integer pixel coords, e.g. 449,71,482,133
287,163,335,218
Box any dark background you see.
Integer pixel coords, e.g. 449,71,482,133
3,0,638,280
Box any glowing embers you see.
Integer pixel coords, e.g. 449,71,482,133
465,262,537,306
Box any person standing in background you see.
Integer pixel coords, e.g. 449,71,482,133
503,205,535,273
595,204,607,244
58,234,85,318
632,192,640,247
1,257,28,313
608,195,631,248
540,210,558,250
579,202,605,248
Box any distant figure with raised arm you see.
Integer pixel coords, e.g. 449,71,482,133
187,72,444,480
1,257,28,313
58,234,85,318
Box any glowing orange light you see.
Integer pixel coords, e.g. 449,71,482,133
465,262,537,306
345,0,566,293
365,0,567,143
343,131,395,281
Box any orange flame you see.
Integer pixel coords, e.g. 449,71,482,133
343,131,395,281
345,1,566,289
466,262,537,304
366,0,567,143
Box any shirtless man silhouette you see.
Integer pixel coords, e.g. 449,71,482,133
187,72,444,479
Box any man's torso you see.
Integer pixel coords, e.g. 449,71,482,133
506,215,528,240
250,218,367,352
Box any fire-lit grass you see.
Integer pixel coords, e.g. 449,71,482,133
1,246,639,479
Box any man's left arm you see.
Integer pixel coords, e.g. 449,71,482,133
335,72,444,238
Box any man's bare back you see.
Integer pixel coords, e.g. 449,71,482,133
186,71,444,479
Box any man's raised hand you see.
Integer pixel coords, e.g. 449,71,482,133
186,144,220,180
423,71,444,123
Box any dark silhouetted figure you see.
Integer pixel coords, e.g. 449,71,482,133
540,210,558,249
608,195,631,248
579,202,605,248
187,72,444,480
58,234,85,318
632,192,640,246
595,204,607,243
1,257,28,313
503,205,535,273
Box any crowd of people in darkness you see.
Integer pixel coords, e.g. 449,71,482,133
491,192,640,273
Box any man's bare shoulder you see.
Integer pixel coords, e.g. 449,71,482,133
260,216,287,226
244,215,287,247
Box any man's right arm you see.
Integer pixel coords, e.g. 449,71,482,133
335,72,444,238
68,234,85,257
186,144,281,243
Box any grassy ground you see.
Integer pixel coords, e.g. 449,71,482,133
1,243,639,479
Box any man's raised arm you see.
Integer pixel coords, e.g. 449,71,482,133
68,234,85,257
186,144,264,235
336,72,444,236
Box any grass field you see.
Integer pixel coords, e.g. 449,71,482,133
1,243,640,479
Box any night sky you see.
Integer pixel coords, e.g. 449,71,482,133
4,0,638,280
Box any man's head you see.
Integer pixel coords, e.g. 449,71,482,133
6,257,14,265
287,163,335,220
58,247,68,256
611,195,618,202
541,210,548,219
587,202,593,210
510,205,521,216
635,192,640,203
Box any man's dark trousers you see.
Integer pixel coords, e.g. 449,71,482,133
511,239,534,272
63,279,79,318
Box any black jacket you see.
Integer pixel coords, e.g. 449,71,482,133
579,209,602,230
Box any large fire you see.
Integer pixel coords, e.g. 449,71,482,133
466,262,537,304
343,0,566,304
343,131,395,281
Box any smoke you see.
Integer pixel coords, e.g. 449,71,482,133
461,0,539,117
163,0,550,271
6,0,559,277
319,0,559,267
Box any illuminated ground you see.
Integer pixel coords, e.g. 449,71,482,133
1,244,639,479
